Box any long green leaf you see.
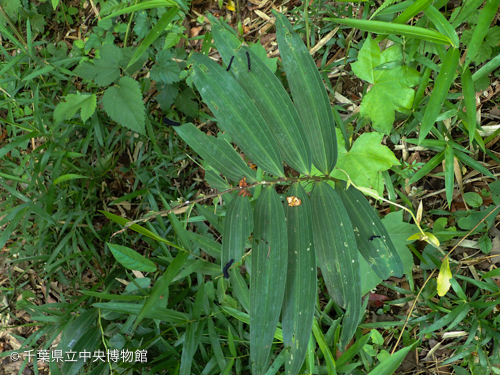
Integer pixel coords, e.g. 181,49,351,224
464,0,500,67
0,206,29,250
451,0,484,28
472,53,500,83
461,66,477,147
180,285,205,375
207,317,227,371
221,306,283,341
176,123,257,183
250,187,288,374
418,47,459,144
107,243,156,272
374,0,434,43
229,266,250,313
408,150,445,184
274,11,338,175
444,144,455,207
310,182,361,349
423,6,459,48
412,66,432,110
133,251,188,330
312,318,337,374
191,53,284,177
395,0,433,24
222,194,253,267
209,16,312,175
92,302,189,322
102,0,181,20
127,7,179,69
336,183,404,279
328,17,453,45
58,309,100,375
366,342,417,375
454,150,494,178
100,210,180,249
283,183,316,375
336,333,371,369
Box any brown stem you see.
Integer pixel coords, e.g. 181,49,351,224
111,174,335,236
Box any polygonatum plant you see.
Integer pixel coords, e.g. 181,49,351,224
173,12,404,375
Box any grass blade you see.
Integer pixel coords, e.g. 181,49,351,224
461,66,477,147
444,144,455,207
127,7,179,69
423,5,459,48
408,150,445,184
328,17,453,45
418,47,459,144
464,0,500,67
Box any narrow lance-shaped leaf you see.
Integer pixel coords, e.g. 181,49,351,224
423,5,459,48
208,15,312,175
180,284,205,375
107,243,156,272
327,17,453,45
176,123,257,183
190,53,284,177
283,183,316,375
251,187,288,374
133,200,192,331
444,144,455,207
464,0,500,68
273,11,338,175
418,47,459,144
127,7,180,69
460,67,477,147
335,182,404,279
311,182,361,349
222,193,253,272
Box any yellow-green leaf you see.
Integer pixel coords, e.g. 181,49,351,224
437,257,452,296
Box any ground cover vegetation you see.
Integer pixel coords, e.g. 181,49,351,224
0,0,500,374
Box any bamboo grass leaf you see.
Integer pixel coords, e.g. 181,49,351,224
418,47,459,144
336,182,404,279
311,182,361,349
190,53,284,177
208,15,312,176
176,123,257,183
250,187,288,374
283,183,316,375
222,194,253,268
274,11,338,174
